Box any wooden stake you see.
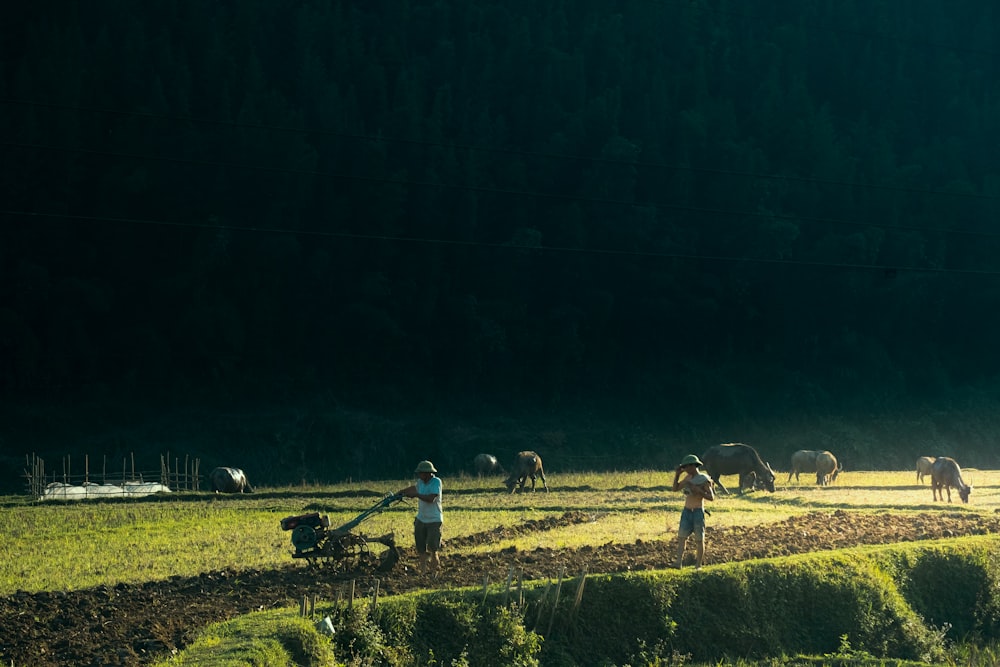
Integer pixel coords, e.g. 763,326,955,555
546,567,565,636
571,567,588,621
370,579,380,616
533,580,551,631
518,569,524,607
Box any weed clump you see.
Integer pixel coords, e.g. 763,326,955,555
899,547,1000,642
409,597,541,666
275,617,338,666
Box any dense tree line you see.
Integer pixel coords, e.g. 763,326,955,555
3,1,1000,481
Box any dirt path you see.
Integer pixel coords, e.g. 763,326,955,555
3,510,999,666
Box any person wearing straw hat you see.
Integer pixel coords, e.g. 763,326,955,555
397,460,443,576
671,454,715,569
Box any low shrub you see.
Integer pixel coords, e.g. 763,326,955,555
275,617,338,666
331,606,392,665
896,545,1000,641
540,574,680,666
656,557,936,663
403,596,542,666
411,597,480,665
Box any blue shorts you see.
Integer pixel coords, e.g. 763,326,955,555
678,508,706,541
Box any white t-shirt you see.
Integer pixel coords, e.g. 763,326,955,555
416,476,443,523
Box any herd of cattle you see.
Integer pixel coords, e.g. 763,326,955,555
684,443,972,504
466,444,973,504
210,445,974,504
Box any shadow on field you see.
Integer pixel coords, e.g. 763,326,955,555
759,493,983,513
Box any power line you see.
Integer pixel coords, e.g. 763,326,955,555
4,5,997,264
3,98,995,205
3,208,997,277
5,140,999,242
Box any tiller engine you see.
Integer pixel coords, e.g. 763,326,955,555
280,493,404,573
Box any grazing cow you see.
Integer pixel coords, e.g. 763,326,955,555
787,450,821,482
473,453,503,476
814,450,840,486
931,457,972,503
700,443,776,495
740,470,770,493
210,467,254,494
503,451,548,493
916,456,936,484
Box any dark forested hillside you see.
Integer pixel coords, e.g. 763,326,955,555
3,1,1000,488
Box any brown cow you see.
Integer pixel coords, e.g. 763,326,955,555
931,457,972,503
503,451,548,493
915,456,936,484
814,450,840,486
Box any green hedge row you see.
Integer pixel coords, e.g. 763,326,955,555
331,535,1000,666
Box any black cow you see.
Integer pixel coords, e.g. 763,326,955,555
787,449,821,483
473,453,503,476
700,443,776,495
210,467,254,494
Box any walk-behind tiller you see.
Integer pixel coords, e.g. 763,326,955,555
280,493,405,574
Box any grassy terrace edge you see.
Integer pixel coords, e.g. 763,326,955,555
160,535,1000,667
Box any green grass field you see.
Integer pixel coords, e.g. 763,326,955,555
2,468,997,597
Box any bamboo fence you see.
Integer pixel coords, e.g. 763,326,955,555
23,451,201,499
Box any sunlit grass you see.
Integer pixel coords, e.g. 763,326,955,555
1,469,998,596
157,609,336,667
0,502,291,594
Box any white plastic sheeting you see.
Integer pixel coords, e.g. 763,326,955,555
42,482,172,500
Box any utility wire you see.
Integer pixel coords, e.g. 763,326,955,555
3,98,995,204
4,140,998,241
4,5,998,264
3,208,996,277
